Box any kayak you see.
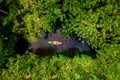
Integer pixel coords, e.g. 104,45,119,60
48,41,63,46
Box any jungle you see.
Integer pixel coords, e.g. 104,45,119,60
0,0,120,80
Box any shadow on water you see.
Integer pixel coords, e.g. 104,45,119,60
15,29,96,58
15,35,29,55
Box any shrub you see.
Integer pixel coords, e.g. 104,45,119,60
1,52,120,80
0,53,98,80
3,0,120,50
0,3,18,71
96,43,120,80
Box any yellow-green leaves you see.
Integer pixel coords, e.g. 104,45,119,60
4,0,120,48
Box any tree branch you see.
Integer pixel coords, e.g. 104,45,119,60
0,9,8,14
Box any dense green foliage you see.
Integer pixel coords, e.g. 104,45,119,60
3,0,120,49
0,35,17,69
0,53,119,80
0,53,96,79
0,10,17,69
0,0,120,80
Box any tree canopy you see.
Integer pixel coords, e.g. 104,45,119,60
0,0,120,79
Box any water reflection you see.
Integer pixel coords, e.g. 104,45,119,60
27,29,91,53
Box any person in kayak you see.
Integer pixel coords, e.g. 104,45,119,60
48,41,63,46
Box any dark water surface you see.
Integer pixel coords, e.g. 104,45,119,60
15,29,96,58
27,29,90,52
